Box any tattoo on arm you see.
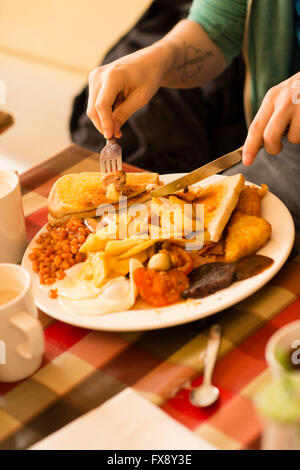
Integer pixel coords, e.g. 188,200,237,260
175,42,213,83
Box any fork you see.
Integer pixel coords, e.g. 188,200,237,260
100,138,122,173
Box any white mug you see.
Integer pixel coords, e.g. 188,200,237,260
265,320,300,379
0,264,44,382
0,170,27,263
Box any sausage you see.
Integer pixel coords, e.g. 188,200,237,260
181,262,235,299
101,170,126,192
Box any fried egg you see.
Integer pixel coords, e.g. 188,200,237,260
58,258,142,316
39,263,100,300
55,262,101,300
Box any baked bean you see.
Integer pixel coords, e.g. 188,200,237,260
32,262,39,273
56,270,65,280
54,255,62,267
75,253,83,263
61,260,70,270
29,217,92,287
40,268,49,276
49,289,58,299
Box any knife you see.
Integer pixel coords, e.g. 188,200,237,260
151,146,243,198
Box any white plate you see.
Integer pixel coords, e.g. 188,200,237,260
22,174,295,331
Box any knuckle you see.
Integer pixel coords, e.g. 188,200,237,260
88,71,94,83
278,102,290,114
265,86,277,101
88,66,105,84
278,90,293,110
95,98,107,112
115,109,129,124
138,90,151,106
86,105,95,119
110,62,124,73
103,68,114,80
88,67,97,83
263,128,276,146
267,85,278,99
86,110,97,125
249,119,261,134
105,64,122,80
263,134,280,154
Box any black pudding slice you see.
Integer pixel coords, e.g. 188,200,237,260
181,262,236,299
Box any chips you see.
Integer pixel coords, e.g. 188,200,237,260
105,238,144,256
119,240,156,259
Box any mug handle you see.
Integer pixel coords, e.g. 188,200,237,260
9,311,44,360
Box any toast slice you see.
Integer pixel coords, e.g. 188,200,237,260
48,172,159,224
193,174,245,242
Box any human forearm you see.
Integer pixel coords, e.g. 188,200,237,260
87,19,228,138
157,19,228,89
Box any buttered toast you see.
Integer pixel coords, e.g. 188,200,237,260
191,174,245,242
48,172,160,224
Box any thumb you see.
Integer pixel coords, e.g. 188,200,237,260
112,88,149,135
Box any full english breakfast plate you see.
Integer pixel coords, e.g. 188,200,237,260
22,173,295,331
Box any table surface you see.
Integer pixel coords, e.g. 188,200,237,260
0,111,14,134
0,144,300,450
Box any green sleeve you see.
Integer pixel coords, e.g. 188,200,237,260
188,0,247,64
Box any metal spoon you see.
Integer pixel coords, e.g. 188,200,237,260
190,324,221,407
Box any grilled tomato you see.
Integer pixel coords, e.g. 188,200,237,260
133,267,189,307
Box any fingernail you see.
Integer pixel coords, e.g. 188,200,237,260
104,130,112,139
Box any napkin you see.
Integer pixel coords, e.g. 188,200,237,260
30,388,216,450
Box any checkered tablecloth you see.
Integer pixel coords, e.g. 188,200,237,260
0,144,299,450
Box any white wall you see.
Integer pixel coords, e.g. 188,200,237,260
0,0,152,172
